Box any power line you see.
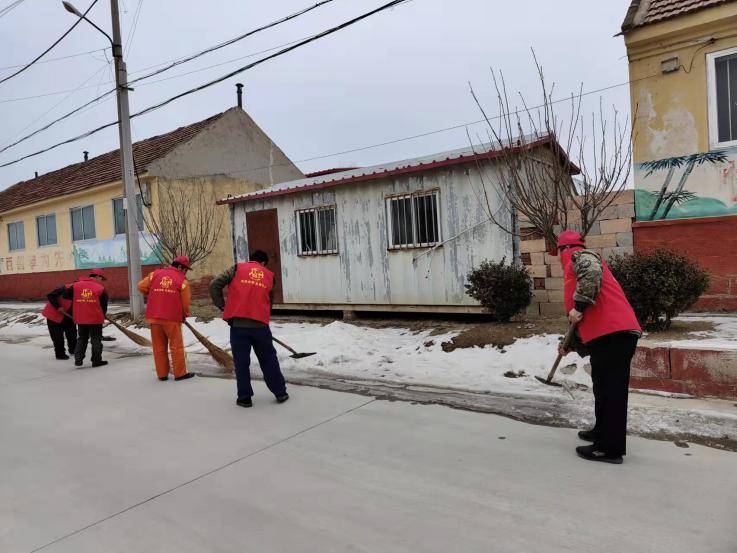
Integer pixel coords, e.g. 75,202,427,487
0,0,27,19
0,0,339,150
0,0,412,169
0,48,108,72
0,0,100,86
124,0,143,57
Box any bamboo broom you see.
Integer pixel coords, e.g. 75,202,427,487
105,316,152,348
184,320,234,373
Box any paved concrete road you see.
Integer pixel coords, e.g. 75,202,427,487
1,343,735,553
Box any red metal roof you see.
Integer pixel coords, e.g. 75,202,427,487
0,111,226,214
219,135,578,205
622,0,733,31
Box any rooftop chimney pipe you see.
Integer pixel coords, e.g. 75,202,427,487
236,83,243,108
83,151,89,162
35,171,38,178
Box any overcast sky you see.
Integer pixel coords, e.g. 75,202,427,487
0,0,632,189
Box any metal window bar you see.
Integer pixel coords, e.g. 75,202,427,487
297,206,337,255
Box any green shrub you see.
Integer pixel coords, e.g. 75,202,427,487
608,249,710,331
465,258,532,322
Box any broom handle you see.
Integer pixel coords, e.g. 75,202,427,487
272,336,297,355
545,322,577,382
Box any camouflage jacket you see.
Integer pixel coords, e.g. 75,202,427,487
570,249,603,309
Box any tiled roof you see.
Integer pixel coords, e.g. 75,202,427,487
0,111,227,214
218,134,578,205
622,0,733,32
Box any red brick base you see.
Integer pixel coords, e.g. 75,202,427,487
631,343,737,398
633,215,737,311
0,265,162,300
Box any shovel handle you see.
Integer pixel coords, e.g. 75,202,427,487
272,336,297,355
545,322,577,382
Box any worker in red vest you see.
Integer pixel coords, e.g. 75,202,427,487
137,256,194,382
209,250,288,408
43,282,77,360
557,230,641,464
62,268,109,367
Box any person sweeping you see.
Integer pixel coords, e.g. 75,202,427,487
62,268,109,368
209,250,288,408
137,256,195,382
556,230,641,464
43,282,77,360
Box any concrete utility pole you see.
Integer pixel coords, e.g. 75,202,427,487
62,0,144,318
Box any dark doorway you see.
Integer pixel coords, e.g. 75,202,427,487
246,209,284,303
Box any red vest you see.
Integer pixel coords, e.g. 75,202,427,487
223,262,274,325
71,277,106,325
145,267,187,322
563,248,641,343
42,286,73,324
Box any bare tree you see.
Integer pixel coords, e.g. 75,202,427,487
469,51,633,248
143,180,224,266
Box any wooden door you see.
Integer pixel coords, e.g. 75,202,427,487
245,209,284,303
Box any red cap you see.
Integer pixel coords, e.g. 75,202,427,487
555,230,585,255
89,268,107,280
172,255,191,269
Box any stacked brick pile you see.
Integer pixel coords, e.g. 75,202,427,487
521,190,635,318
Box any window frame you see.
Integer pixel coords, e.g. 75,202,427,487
112,195,145,236
7,220,25,252
35,213,58,247
707,46,737,149
385,189,442,250
295,204,339,256
70,204,96,242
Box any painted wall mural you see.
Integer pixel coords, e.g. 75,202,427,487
635,146,737,220
0,232,162,275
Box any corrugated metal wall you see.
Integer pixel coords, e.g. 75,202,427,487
232,161,512,307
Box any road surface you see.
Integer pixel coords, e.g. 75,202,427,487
1,342,735,552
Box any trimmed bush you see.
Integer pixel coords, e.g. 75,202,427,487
465,258,532,322
608,249,710,331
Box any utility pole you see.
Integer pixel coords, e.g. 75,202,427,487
110,0,144,319
62,0,143,318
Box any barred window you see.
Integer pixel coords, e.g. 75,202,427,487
386,190,441,249
296,205,338,255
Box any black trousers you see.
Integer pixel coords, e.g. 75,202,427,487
47,318,77,358
75,324,103,364
588,332,639,456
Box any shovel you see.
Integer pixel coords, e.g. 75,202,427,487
535,322,577,388
272,336,316,359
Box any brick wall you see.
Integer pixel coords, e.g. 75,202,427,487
523,190,635,318
0,264,162,301
633,215,737,311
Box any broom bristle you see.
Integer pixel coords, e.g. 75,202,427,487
106,317,152,347
185,321,234,372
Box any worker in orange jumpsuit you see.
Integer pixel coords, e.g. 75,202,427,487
137,256,195,381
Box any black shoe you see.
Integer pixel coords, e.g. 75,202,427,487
74,359,83,367
91,361,108,368
578,429,597,442
276,393,289,404
236,397,253,408
576,445,623,464
101,335,116,342
174,373,195,381
56,354,70,360
158,376,169,381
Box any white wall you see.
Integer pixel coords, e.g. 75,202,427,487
232,160,512,307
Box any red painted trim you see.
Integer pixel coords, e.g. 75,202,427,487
219,137,579,205
632,214,737,228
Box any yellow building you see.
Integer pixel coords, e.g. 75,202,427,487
0,106,303,299
622,0,737,310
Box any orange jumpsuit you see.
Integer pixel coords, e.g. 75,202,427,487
137,272,191,379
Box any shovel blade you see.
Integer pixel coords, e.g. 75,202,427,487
290,352,316,359
535,375,563,387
